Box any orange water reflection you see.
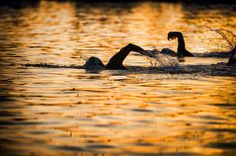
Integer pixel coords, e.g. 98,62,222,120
0,1,236,156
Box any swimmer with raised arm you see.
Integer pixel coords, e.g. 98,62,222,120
83,43,147,70
20,43,152,70
161,31,194,57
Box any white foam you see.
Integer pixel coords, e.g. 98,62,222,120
143,50,179,68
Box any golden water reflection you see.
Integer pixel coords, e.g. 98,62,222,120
0,1,236,156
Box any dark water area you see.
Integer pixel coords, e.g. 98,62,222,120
0,0,236,156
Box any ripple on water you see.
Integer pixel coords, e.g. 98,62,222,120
131,108,154,113
0,1,236,156
50,145,84,152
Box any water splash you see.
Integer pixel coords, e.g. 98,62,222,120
141,49,179,68
201,26,236,49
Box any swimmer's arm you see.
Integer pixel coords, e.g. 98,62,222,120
105,43,146,69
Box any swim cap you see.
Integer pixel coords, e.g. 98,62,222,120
83,56,105,70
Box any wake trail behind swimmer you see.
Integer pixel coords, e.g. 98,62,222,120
13,63,83,69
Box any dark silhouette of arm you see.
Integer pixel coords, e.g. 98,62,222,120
167,32,194,57
105,43,145,69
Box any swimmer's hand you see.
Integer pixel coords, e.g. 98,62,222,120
126,43,160,57
140,49,161,58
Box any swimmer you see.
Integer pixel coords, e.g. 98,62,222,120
83,43,147,70
227,46,236,66
18,43,153,70
161,31,194,57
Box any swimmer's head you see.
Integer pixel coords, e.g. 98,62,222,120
83,56,105,70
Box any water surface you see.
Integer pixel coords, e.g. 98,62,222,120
0,1,236,156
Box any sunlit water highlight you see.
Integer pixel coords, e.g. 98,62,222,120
0,1,236,156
